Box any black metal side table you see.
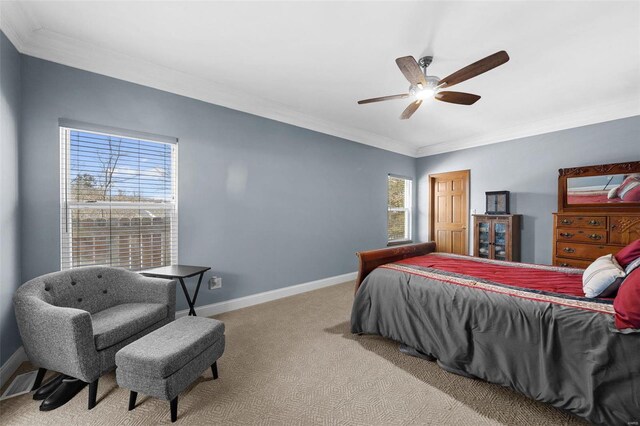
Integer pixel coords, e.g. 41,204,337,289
140,265,211,316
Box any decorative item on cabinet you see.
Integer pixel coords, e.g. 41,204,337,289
485,191,510,214
473,214,521,261
553,161,640,268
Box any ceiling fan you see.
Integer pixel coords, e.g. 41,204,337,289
357,51,509,119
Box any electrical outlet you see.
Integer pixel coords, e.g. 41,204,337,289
208,276,222,290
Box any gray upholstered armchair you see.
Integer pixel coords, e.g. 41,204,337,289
14,266,176,409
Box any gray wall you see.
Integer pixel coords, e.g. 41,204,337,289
18,56,416,317
4,42,638,368
416,116,640,264
0,32,22,365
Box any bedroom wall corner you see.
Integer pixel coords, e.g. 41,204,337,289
415,115,640,264
0,30,23,367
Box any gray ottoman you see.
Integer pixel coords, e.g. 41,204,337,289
115,316,225,422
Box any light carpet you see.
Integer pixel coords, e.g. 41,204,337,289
0,281,586,425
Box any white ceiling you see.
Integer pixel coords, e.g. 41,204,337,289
2,1,639,157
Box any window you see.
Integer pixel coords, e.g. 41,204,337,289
387,175,412,243
60,125,178,270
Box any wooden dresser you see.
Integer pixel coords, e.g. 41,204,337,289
552,161,640,268
553,213,640,268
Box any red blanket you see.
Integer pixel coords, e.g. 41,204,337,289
396,253,594,298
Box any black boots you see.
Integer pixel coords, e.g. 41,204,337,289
39,377,88,411
33,374,66,401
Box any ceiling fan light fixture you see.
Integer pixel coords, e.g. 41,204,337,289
414,88,435,100
410,75,440,100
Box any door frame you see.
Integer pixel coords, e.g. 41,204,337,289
428,170,470,254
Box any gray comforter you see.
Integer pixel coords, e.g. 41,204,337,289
351,263,640,425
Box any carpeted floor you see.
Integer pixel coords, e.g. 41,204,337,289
0,281,586,425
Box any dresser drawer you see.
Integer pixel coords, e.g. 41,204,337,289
609,216,640,245
556,215,606,229
553,257,591,269
556,229,607,243
556,242,619,260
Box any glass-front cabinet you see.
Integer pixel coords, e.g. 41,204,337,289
473,215,522,262
477,220,491,259
493,222,507,260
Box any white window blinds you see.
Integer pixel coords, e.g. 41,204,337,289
387,175,412,242
60,126,178,270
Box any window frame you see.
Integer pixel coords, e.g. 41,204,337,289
387,174,413,246
59,125,179,270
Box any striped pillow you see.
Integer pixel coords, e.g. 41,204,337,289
625,257,640,275
618,177,640,199
621,183,640,201
583,254,626,298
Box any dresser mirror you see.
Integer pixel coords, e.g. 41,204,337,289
558,161,640,212
567,173,639,204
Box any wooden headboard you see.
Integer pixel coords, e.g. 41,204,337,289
354,242,436,294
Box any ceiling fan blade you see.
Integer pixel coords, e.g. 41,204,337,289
395,56,427,86
400,100,422,120
357,94,410,105
438,51,509,89
435,91,481,105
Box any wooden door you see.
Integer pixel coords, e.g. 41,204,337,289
430,170,470,254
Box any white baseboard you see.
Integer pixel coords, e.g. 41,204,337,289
176,271,357,318
0,272,356,385
0,346,28,389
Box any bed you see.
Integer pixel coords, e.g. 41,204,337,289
351,243,640,424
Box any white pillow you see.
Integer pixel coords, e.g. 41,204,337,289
583,254,626,298
607,187,619,199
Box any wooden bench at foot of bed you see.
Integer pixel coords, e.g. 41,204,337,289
355,242,436,293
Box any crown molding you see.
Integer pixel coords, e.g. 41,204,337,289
416,98,640,157
0,7,418,157
0,1,33,51
2,3,638,160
